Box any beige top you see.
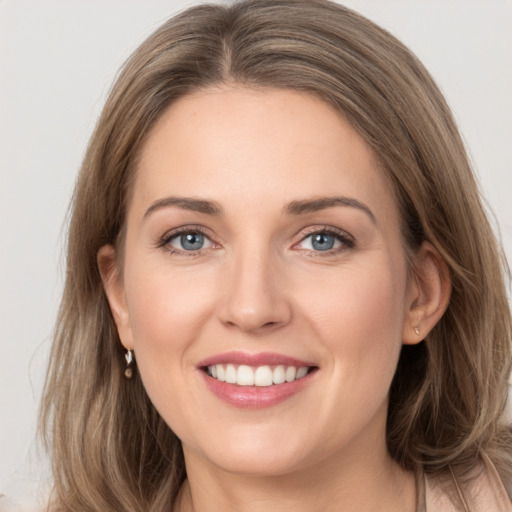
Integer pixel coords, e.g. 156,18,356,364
418,454,512,512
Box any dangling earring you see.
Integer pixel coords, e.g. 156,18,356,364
124,349,134,379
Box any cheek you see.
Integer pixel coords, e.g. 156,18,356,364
300,256,406,341
296,257,407,423
125,256,214,347
122,258,217,407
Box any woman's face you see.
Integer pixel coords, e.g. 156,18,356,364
103,86,423,476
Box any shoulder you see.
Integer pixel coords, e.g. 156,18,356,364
425,454,512,512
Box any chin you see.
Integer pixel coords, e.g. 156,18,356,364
209,449,309,477
185,425,321,478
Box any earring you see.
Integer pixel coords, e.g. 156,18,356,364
124,349,134,379
414,327,421,336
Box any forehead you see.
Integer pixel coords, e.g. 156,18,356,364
133,86,398,223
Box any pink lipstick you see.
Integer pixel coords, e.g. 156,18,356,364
197,351,318,409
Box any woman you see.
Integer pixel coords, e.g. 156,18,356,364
39,0,512,510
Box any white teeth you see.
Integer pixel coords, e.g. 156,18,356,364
272,365,286,384
225,364,237,384
255,366,273,387
285,366,297,382
296,367,308,379
216,364,225,382
237,365,255,386
207,364,311,386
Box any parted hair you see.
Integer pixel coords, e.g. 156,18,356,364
40,0,512,509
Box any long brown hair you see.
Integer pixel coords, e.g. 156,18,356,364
40,0,512,509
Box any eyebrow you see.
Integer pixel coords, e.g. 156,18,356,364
143,197,223,219
143,195,376,224
283,197,376,224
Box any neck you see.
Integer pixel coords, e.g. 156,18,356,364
175,440,416,512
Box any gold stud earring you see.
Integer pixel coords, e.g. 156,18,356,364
124,349,134,379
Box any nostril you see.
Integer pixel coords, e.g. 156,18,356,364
217,273,293,333
221,316,287,334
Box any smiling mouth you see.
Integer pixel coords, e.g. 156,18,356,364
202,364,317,387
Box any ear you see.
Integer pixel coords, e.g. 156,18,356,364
402,241,451,345
97,244,133,350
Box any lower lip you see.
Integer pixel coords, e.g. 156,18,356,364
199,370,316,409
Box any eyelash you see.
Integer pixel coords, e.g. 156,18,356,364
296,226,355,255
156,225,355,257
157,225,213,257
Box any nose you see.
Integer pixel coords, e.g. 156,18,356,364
217,246,292,334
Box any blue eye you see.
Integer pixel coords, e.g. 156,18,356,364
298,230,352,252
168,231,213,251
311,233,336,251
181,233,204,250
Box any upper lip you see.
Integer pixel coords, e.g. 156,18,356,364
197,351,317,368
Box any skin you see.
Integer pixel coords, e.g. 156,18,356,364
99,86,450,511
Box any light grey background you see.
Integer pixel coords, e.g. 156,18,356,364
1,0,511,507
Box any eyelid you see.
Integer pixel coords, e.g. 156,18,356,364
293,225,355,252
169,231,213,250
155,224,354,256
156,224,218,254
